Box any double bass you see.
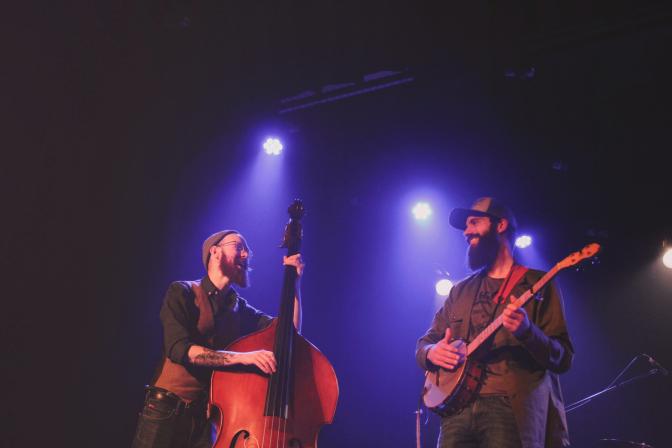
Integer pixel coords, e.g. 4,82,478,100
210,200,339,448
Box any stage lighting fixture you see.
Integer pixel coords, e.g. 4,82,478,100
263,137,283,155
412,202,432,221
515,235,532,249
663,248,672,269
435,279,454,297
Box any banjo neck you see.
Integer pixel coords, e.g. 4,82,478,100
466,242,600,357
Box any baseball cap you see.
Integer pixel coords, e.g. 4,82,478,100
449,197,517,231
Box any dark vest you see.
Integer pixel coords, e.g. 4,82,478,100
153,281,216,402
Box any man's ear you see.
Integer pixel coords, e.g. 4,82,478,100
497,218,509,234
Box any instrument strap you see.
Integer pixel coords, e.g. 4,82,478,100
491,264,528,305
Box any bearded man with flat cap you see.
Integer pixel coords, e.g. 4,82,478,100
132,230,304,448
416,198,573,448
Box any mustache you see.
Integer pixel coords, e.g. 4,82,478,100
235,261,253,272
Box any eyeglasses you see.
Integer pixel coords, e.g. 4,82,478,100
217,241,251,255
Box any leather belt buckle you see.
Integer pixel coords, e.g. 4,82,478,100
145,386,188,415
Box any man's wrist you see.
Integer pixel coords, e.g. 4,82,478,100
515,323,533,340
425,345,438,370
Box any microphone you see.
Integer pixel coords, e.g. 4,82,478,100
642,354,669,376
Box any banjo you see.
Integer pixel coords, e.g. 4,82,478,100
423,243,600,417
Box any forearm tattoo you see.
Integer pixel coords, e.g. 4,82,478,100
192,348,235,367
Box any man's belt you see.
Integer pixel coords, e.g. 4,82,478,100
144,386,206,416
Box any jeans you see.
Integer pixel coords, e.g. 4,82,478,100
438,396,522,448
131,390,212,448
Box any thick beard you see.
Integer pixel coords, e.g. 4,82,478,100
220,258,250,288
467,227,500,271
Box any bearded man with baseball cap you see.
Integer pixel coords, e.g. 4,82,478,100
416,198,574,448
132,230,304,448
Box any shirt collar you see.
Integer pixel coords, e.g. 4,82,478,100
201,275,239,313
201,274,218,296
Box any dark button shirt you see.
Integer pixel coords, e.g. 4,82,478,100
160,275,273,366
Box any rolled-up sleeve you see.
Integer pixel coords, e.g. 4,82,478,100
159,282,195,365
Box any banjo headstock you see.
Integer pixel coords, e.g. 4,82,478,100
555,243,601,271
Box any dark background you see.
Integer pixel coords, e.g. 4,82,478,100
5,1,672,447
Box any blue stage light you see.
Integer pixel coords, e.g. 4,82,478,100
515,235,532,249
412,202,432,220
435,279,454,297
263,137,283,155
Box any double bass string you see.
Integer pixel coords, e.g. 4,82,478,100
280,268,297,447
263,268,295,447
265,204,306,447
279,269,296,447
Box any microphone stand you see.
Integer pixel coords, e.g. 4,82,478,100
566,354,667,413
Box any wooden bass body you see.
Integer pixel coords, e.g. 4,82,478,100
210,319,338,448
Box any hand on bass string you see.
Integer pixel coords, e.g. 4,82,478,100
236,350,277,374
283,253,305,276
427,328,466,371
282,253,304,331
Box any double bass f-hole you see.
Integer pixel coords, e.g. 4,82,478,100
230,430,251,448
227,432,301,448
